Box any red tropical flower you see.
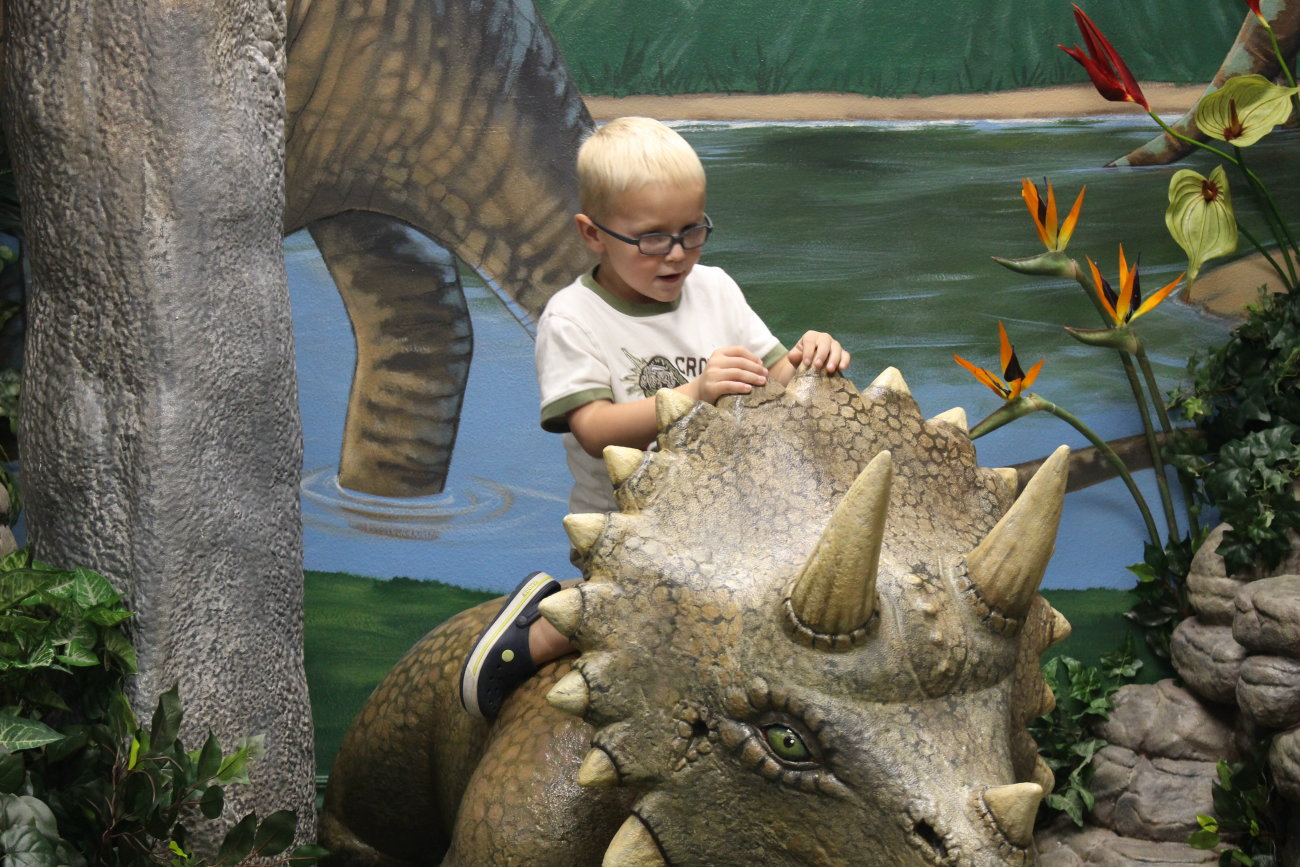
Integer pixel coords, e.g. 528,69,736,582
1245,0,1268,25
954,322,1044,401
1059,5,1150,111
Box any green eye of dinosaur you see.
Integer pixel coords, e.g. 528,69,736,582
763,724,813,764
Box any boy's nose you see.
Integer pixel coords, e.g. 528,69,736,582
664,240,687,262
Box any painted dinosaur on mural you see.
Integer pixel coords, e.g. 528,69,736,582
320,368,1074,865
1113,2,1300,166
284,0,594,497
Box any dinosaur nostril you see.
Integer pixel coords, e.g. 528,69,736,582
692,720,709,739
914,820,948,859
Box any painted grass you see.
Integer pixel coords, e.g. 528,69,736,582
534,0,1250,97
305,571,1171,775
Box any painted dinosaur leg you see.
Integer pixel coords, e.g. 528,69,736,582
307,211,471,497
1112,3,1300,166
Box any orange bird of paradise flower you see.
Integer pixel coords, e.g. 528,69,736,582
1086,245,1185,325
954,322,1044,401
1022,178,1086,252
1058,5,1151,111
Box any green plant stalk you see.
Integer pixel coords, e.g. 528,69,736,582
1134,342,1198,537
971,393,1162,546
1070,259,1179,538
1148,112,1299,290
1237,217,1294,289
1233,144,1300,287
1261,19,1300,117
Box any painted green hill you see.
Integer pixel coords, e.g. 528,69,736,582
534,0,1249,97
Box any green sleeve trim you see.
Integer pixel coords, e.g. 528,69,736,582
541,387,615,433
763,344,788,368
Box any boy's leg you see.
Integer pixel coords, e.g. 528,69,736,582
459,571,562,719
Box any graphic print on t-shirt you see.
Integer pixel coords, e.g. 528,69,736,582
621,348,688,397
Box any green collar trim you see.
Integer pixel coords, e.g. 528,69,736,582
581,269,682,316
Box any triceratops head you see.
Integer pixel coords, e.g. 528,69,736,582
540,368,1071,866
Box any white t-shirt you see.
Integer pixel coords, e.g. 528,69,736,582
536,264,785,514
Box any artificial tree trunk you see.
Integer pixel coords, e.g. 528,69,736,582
3,0,315,846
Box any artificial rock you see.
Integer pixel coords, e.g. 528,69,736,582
1087,746,1218,842
1170,619,1249,705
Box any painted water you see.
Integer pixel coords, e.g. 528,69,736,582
292,117,1297,593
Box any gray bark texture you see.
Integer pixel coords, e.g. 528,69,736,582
3,0,315,847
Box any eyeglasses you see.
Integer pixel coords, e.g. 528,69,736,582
590,214,713,255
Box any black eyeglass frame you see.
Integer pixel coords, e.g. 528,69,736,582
589,213,714,255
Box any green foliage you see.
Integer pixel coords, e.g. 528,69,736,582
0,549,328,866
1125,528,1206,660
1187,744,1280,866
1030,641,1142,827
1171,288,1300,575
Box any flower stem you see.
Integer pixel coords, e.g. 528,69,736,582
1232,145,1300,288
1133,343,1196,537
1034,395,1163,546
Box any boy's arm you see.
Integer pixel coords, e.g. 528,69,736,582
767,330,851,385
568,346,769,457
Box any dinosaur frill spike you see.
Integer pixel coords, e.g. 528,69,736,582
655,388,696,430
563,513,605,557
930,406,968,432
539,587,582,638
965,445,1069,620
981,782,1043,848
868,366,911,396
604,815,666,867
604,445,644,486
545,669,589,715
577,748,619,788
786,450,892,639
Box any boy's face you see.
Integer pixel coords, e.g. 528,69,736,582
577,182,707,305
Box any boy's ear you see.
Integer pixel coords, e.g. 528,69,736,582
575,214,605,253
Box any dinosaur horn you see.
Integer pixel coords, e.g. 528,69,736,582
787,450,892,636
981,782,1043,848
965,445,1069,619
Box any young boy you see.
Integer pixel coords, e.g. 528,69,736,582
460,117,850,719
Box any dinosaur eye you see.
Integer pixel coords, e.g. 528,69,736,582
763,724,813,763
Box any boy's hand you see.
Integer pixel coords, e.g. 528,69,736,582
695,346,769,404
787,331,850,374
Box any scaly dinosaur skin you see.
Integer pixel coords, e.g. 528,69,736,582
321,368,1073,865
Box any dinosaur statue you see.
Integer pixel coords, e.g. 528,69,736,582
1111,2,1300,166
284,0,595,497
320,367,1074,865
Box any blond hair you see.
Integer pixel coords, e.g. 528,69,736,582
577,117,706,220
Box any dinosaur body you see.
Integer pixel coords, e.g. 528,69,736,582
322,368,1072,865
284,0,594,496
